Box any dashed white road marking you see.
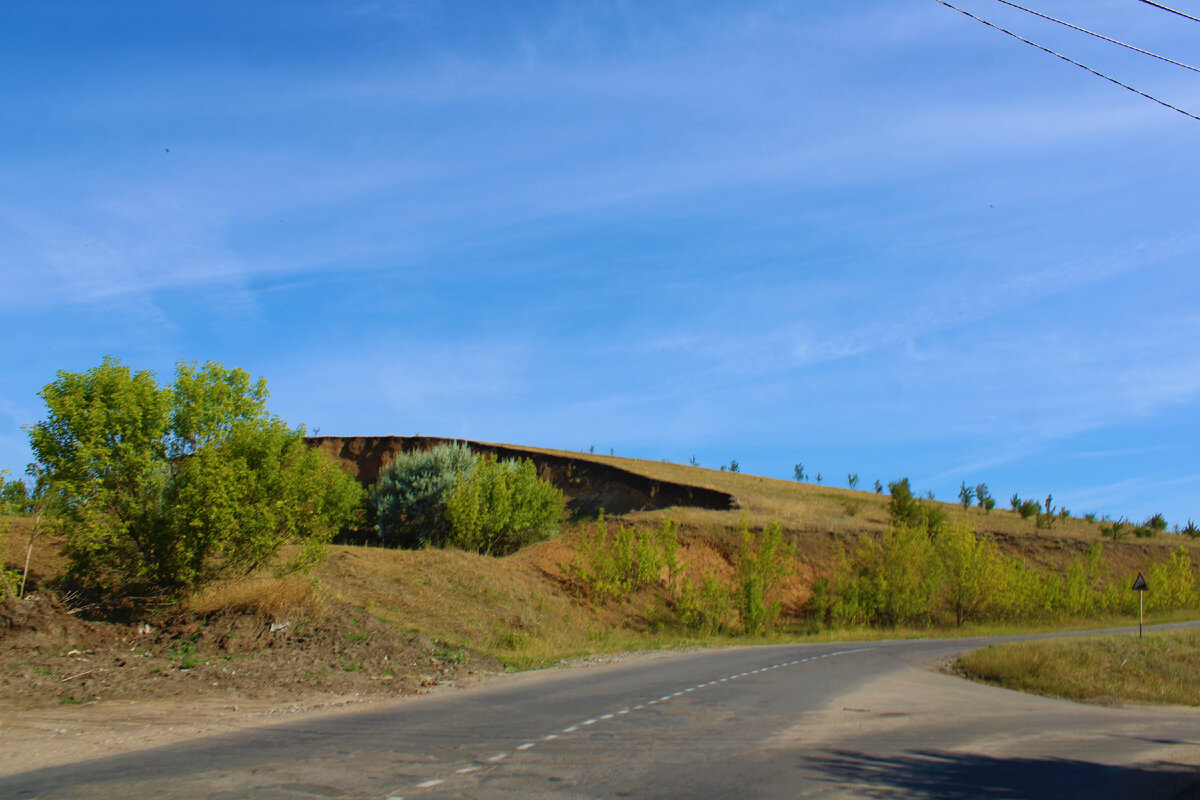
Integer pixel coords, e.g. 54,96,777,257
389,646,874,797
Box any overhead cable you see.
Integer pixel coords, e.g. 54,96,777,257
991,0,1200,73
1135,0,1200,25
935,0,1200,122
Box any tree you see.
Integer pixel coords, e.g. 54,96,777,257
975,483,992,512
847,473,860,490
958,482,975,510
793,463,805,481
27,357,359,594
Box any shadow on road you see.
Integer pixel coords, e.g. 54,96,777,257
803,748,1200,800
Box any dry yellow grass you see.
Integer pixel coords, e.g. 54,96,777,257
956,628,1200,706
313,544,653,668
184,577,322,620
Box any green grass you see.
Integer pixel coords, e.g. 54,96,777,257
955,627,1200,706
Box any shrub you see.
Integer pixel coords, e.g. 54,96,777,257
1182,520,1199,539
167,418,362,585
1146,513,1168,533
677,571,736,633
570,515,681,601
874,480,883,494
736,519,796,634
1146,547,1199,612
793,463,805,481
1016,498,1040,520
830,523,942,628
728,459,740,473
1101,518,1129,542
27,357,359,594
887,478,946,532
847,473,859,489
374,442,476,548
444,455,564,555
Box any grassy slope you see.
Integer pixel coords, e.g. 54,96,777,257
955,628,1200,706
6,448,1200,672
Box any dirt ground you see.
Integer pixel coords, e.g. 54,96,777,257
0,591,500,776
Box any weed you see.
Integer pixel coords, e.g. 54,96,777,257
433,644,468,664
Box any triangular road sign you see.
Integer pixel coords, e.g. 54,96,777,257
1132,572,1149,592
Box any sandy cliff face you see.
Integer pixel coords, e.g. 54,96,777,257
306,436,735,516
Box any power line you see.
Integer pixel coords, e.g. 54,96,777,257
1135,0,1200,25
935,0,1200,122
991,0,1200,73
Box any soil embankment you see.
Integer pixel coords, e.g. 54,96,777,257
307,435,736,516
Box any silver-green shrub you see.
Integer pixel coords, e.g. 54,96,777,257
375,442,476,548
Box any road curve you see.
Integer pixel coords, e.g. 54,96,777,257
2,626,1199,799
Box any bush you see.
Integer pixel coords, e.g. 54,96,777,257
1182,520,1199,539
570,515,681,600
1146,513,1168,533
1017,498,1040,520
1101,518,1129,542
27,357,360,594
887,478,946,532
736,519,796,634
444,455,564,555
374,443,476,548
677,572,735,634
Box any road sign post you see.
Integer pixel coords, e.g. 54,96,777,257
1131,572,1148,639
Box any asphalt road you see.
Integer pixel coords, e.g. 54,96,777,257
3,627,1199,799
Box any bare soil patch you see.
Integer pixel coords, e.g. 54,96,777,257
0,590,499,774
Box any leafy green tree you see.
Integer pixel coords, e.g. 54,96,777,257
935,522,1005,626
27,357,358,594
444,455,564,555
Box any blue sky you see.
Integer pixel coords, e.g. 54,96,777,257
3,0,1199,524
